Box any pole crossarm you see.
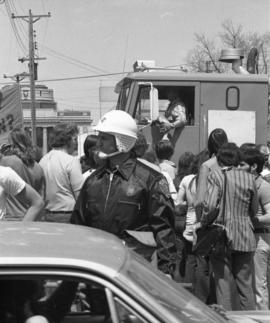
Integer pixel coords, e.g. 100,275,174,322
18,57,47,62
12,13,51,20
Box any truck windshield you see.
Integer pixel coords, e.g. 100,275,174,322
115,78,132,110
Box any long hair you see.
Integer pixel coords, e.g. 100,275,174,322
83,134,98,169
7,127,36,167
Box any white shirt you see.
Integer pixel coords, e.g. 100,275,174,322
159,160,176,180
0,166,25,219
177,174,197,242
39,149,84,211
82,169,96,181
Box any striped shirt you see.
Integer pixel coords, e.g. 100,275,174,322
202,167,258,252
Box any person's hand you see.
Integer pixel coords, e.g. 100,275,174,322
159,122,172,133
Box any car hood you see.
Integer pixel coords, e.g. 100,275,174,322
227,311,270,323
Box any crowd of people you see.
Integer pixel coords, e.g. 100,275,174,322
1,110,270,315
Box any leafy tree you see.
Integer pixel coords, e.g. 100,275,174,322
186,19,270,73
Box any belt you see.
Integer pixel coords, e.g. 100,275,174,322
255,228,270,234
46,210,73,214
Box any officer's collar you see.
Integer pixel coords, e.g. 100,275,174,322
110,156,136,180
98,155,136,180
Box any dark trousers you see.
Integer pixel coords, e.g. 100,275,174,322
210,250,255,311
44,211,72,223
183,241,216,304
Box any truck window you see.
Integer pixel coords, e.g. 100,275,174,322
115,79,132,110
134,85,195,125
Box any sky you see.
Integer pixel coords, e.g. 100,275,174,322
0,0,269,123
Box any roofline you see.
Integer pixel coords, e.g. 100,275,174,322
0,257,118,278
122,71,269,83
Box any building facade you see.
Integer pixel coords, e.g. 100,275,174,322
21,84,92,155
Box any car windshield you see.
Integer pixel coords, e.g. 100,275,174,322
121,253,226,323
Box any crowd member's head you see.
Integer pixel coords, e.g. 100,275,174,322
50,123,78,155
155,139,174,161
176,152,195,174
189,149,209,175
94,110,137,160
173,151,196,190
239,143,265,175
257,144,270,168
142,147,158,165
167,88,182,102
208,128,228,157
80,155,89,174
83,134,98,169
132,131,148,158
7,127,36,167
217,142,240,167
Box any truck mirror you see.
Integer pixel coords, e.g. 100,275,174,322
137,82,159,124
150,86,159,121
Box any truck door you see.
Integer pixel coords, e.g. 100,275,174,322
132,81,201,162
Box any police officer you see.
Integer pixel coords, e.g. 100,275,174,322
71,110,177,275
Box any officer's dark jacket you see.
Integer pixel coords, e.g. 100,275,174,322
71,156,177,274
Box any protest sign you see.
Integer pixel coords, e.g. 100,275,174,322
0,84,23,145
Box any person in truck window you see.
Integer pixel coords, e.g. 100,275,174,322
157,89,187,137
151,89,187,146
71,110,177,277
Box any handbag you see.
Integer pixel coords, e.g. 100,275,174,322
193,170,228,256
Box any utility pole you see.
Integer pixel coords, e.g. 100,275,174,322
12,10,50,146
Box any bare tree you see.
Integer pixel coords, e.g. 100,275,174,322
220,20,245,48
194,33,222,72
186,19,270,74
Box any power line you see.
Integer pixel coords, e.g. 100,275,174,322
42,45,109,74
35,71,130,82
0,71,129,85
9,0,28,36
5,0,27,54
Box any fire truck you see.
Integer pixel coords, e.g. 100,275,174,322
115,50,269,162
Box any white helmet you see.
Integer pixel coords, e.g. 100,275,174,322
95,110,138,153
25,316,49,323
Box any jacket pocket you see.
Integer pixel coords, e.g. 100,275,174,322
118,200,141,211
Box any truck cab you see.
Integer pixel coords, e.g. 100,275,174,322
115,70,269,162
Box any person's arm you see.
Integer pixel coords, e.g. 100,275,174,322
200,172,221,226
161,171,178,205
40,173,46,201
70,179,90,225
16,184,44,221
2,167,44,221
195,163,210,221
149,175,177,276
170,104,187,129
175,177,188,216
69,157,84,200
253,181,270,225
256,203,270,224
249,181,258,221
176,177,187,204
